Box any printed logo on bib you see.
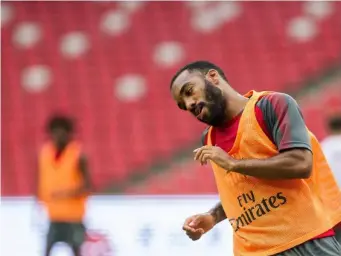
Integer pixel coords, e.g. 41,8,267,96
228,190,287,232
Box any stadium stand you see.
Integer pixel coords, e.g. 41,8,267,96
300,83,341,139
1,2,341,195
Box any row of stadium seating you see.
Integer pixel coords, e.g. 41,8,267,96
2,1,341,195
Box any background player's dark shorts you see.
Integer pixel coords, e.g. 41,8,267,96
47,222,86,248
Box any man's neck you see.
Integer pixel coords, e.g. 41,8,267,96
225,93,249,121
54,143,68,160
55,143,68,153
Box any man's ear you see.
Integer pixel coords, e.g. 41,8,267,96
206,69,220,85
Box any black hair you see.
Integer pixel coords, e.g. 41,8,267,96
46,115,74,133
328,114,341,131
170,60,228,89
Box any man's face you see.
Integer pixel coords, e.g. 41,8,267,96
50,127,71,149
171,70,227,126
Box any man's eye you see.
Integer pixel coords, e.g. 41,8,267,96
186,88,193,96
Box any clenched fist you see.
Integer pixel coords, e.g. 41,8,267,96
182,213,216,241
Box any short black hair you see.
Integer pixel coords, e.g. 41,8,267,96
170,60,228,88
46,115,74,133
328,114,341,131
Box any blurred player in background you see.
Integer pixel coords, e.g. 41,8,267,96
321,113,341,244
36,115,92,256
170,61,341,256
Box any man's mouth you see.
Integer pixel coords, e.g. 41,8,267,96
195,105,203,118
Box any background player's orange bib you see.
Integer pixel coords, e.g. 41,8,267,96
207,91,341,256
38,141,87,222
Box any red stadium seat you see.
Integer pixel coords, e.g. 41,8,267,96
301,85,341,140
125,161,218,195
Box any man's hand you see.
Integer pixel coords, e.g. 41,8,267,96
194,145,237,170
182,213,216,241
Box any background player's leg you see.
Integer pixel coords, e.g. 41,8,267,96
44,245,53,256
45,222,58,256
67,223,86,256
71,246,81,256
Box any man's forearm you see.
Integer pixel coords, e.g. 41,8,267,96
208,202,227,224
232,149,312,179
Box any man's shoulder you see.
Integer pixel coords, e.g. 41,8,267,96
257,91,293,104
39,141,54,154
256,92,297,114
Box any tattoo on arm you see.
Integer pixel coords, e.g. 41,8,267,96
209,202,227,224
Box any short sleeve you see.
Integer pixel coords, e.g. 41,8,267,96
256,92,312,152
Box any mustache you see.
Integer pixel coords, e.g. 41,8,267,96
190,102,205,116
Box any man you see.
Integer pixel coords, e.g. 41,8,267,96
170,61,341,256
321,113,341,244
36,115,92,256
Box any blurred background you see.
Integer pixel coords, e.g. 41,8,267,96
1,1,341,256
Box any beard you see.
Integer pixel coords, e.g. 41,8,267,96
198,79,227,127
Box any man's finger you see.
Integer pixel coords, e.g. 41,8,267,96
193,147,204,160
198,151,211,165
194,146,213,160
183,216,196,226
193,146,210,153
183,225,196,233
201,153,212,165
196,228,204,234
194,147,211,161
186,228,204,236
189,216,202,227
188,234,201,241
186,229,204,240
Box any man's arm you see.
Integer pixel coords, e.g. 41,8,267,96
72,154,92,196
258,93,312,153
234,93,313,179
208,202,227,224
233,148,312,179
195,93,314,179
237,93,314,178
